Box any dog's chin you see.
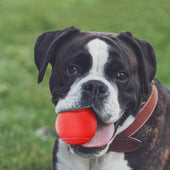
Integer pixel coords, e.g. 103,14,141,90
69,126,117,158
69,141,109,158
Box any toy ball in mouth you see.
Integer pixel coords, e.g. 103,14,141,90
55,108,97,145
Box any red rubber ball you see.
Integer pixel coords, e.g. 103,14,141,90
55,108,97,145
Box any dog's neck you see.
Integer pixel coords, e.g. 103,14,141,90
108,83,158,152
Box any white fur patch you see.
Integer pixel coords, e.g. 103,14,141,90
56,139,132,170
91,152,132,170
87,39,109,76
56,139,89,170
116,115,135,135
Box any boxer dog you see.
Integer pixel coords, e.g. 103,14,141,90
34,27,170,170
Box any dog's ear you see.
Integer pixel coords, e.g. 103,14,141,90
118,32,157,95
34,26,80,83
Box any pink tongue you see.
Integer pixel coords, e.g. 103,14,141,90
82,123,114,148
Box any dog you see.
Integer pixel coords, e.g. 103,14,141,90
34,26,170,170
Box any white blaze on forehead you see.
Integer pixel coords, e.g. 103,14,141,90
87,39,109,75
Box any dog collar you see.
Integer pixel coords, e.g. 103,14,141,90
108,83,158,152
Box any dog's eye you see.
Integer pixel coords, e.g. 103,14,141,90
66,66,79,75
115,72,128,81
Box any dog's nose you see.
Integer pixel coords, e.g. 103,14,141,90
82,80,108,96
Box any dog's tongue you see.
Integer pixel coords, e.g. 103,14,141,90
82,123,114,148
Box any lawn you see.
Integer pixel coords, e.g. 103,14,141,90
0,0,170,169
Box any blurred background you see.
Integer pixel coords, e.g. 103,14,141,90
0,0,170,169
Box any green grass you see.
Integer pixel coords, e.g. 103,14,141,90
0,0,170,169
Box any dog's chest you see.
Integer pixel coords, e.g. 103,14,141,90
56,139,131,170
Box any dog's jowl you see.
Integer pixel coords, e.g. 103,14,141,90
34,27,170,170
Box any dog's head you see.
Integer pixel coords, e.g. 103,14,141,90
34,26,156,158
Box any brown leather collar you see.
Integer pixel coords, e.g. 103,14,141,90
108,83,158,152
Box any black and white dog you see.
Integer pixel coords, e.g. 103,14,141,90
34,27,170,170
